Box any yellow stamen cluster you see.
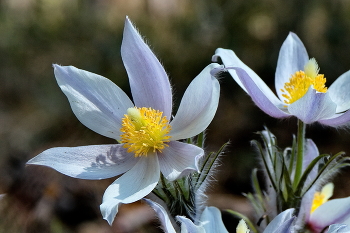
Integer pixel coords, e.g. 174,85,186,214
310,183,334,213
120,107,172,157
281,58,327,104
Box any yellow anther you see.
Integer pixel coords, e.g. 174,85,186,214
120,107,172,157
281,58,327,104
311,183,334,213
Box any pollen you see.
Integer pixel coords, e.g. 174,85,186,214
310,183,334,213
281,58,327,104
120,107,172,157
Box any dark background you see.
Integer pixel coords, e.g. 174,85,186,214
1,0,350,232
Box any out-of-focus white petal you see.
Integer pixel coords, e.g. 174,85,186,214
200,207,229,233
263,208,295,233
121,17,172,119
310,197,350,232
169,64,220,140
213,48,282,107
26,145,137,179
275,32,309,100
54,65,133,140
143,199,177,233
328,70,350,113
100,155,160,225
231,67,290,118
177,216,204,233
288,88,337,124
327,224,350,233
159,141,202,181
303,139,319,186
294,186,316,231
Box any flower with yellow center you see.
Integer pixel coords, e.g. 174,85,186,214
213,32,350,126
27,17,220,225
295,182,350,232
281,58,327,105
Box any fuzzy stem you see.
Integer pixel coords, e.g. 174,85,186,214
293,119,306,189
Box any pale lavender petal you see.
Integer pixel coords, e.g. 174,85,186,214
200,206,229,233
303,139,319,185
26,144,137,179
54,65,133,140
275,32,309,100
295,186,316,231
100,155,160,225
327,224,350,233
169,64,220,140
328,70,350,113
232,67,290,118
159,141,203,181
213,48,282,107
177,216,203,233
318,110,350,127
309,197,350,232
143,199,177,233
263,208,295,233
288,87,337,124
121,17,172,118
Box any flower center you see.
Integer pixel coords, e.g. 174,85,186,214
281,58,327,104
120,107,172,157
310,183,334,213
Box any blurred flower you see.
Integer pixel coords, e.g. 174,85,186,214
263,209,295,233
213,32,350,126
236,219,249,233
296,183,350,233
27,17,220,225
144,198,229,233
235,209,295,233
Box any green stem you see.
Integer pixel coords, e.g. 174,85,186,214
293,119,306,189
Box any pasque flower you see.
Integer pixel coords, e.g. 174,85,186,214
144,199,229,233
213,32,350,125
27,17,220,225
295,183,350,233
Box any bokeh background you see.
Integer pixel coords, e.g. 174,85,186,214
1,0,350,232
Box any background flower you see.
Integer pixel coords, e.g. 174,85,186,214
213,32,350,125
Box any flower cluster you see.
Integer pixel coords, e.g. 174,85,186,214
26,17,350,233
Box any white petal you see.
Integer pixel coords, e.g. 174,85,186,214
275,32,309,100
26,144,137,179
318,110,350,127
177,216,204,233
327,224,350,233
232,67,290,118
169,64,220,140
263,208,295,233
328,70,350,113
143,199,177,233
200,207,229,233
159,141,203,181
288,87,337,124
54,65,133,140
213,48,282,107
121,17,172,119
303,139,319,186
310,197,350,232
100,155,160,225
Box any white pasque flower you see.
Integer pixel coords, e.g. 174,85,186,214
144,198,228,233
213,32,350,126
27,17,220,225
